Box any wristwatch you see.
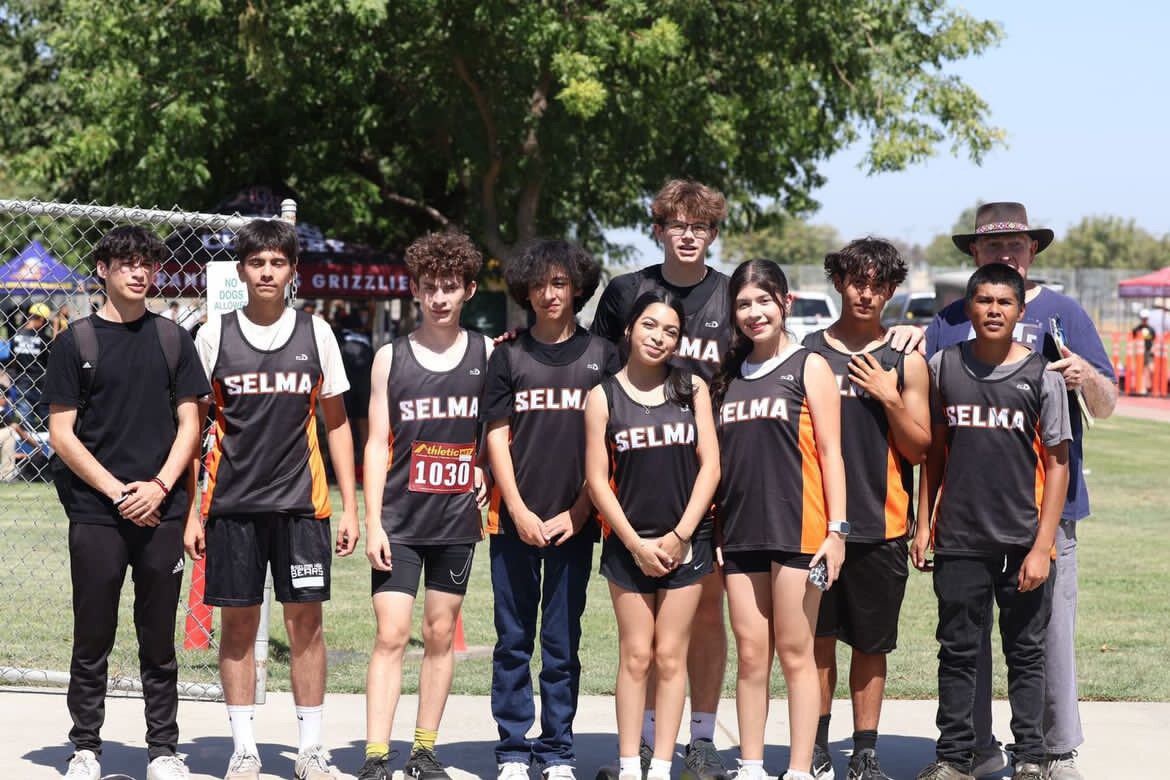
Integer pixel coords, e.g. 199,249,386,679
828,520,850,536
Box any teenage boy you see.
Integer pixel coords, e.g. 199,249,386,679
590,179,730,779
803,238,931,780
186,219,359,780
911,264,1071,780
918,203,1116,779
45,226,209,780
357,232,492,780
483,240,619,780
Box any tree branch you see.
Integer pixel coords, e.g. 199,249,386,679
516,70,552,244
453,54,508,259
348,156,453,229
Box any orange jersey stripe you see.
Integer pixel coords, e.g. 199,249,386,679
884,431,911,538
486,485,502,534
306,380,331,519
798,400,827,554
200,381,228,517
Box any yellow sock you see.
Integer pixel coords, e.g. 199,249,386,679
365,742,389,760
413,727,438,752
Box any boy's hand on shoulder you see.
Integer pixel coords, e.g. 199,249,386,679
1018,548,1052,592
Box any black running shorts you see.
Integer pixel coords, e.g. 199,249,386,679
721,549,814,574
599,533,713,594
204,513,332,606
371,542,477,597
815,536,909,654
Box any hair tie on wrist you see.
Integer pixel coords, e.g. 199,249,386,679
151,477,170,496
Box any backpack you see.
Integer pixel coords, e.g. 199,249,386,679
70,314,183,429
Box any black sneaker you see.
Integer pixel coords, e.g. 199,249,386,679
847,749,891,780
812,742,836,780
592,743,651,780
915,762,974,780
680,738,730,780
357,753,395,780
405,747,452,780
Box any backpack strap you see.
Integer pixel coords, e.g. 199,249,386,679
71,317,99,431
154,316,182,422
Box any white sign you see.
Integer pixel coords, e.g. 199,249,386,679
206,261,247,315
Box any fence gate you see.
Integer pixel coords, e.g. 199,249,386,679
0,198,290,700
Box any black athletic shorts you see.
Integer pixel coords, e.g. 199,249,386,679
815,536,909,654
371,542,477,597
204,513,332,606
721,549,815,574
599,533,713,594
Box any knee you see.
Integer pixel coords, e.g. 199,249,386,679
654,643,686,681
422,612,456,653
735,637,773,681
620,643,653,681
284,607,324,646
372,624,410,658
775,636,813,674
219,611,261,653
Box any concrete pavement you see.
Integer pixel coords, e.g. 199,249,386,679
5,687,1164,779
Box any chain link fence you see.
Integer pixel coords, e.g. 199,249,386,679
0,198,281,700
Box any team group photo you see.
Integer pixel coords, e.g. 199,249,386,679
0,3,1166,780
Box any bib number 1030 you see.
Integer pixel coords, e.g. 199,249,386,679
408,440,475,494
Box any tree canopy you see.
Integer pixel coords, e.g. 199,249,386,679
2,1,1004,259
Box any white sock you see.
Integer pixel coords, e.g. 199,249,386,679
783,771,815,780
226,705,258,756
641,710,655,746
738,760,766,779
647,758,672,779
619,756,641,776
295,704,323,753
690,711,716,743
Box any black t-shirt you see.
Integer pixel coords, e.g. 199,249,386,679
480,327,621,423
589,264,729,381
43,313,211,525
9,324,49,379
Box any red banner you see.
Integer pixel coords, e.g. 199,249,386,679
154,260,411,299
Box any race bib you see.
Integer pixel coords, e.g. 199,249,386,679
408,440,475,494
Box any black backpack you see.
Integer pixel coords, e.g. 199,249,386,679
70,314,183,429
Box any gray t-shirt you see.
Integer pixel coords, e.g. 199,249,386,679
928,341,1072,448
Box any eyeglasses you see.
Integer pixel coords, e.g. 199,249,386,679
662,220,713,238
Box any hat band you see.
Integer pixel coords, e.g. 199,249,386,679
976,221,1030,233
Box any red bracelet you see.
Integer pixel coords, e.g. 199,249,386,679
151,477,170,496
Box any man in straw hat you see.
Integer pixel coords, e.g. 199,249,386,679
911,202,1116,780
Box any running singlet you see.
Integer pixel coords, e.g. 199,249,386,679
803,330,912,541
933,346,1047,556
203,309,329,518
602,375,699,538
485,332,613,535
716,349,827,554
382,333,487,544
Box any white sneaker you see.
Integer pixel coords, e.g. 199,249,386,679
733,760,769,780
498,762,530,780
295,745,342,779
1045,753,1084,780
544,765,575,780
224,749,262,780
147,754,191,780
64,750,100,780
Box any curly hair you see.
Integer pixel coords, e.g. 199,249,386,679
823,237,907,290
505,238,601,312
404,232,483,286
93,225,167,269
651,179,728,226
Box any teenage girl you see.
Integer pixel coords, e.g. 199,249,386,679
710,259,847,780
584,290,721,780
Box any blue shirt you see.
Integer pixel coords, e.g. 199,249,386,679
925,286,1116,521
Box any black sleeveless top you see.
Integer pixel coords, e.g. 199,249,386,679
203,310,329,518
381,332,487,544
933,346,1047,555
602,374,699,538
484,331,614,536
803,330,913,542
716,349,828,554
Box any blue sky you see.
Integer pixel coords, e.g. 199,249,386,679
613,1,1170,262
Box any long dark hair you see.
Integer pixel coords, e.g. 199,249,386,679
623,290,694,407
710,258,791,405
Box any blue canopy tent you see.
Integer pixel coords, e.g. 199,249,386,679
0,241,92,293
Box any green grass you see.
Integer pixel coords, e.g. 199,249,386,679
3,415,1168,700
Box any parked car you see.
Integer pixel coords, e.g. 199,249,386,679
881,291,937,328
787,291,838,344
